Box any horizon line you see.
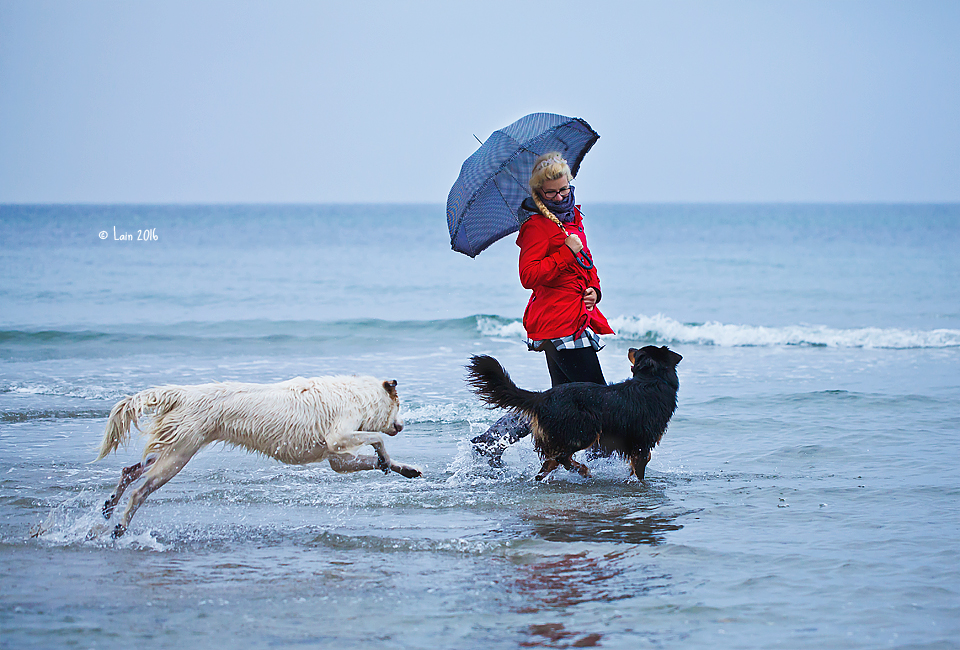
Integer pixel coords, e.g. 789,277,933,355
3,199,960,208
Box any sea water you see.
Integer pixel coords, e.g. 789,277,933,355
1,204,958,649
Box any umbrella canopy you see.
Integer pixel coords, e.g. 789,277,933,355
446,113,600,257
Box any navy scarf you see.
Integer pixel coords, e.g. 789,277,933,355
519,186,577,224
540,186,576,223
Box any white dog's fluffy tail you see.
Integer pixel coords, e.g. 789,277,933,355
96,388,182,461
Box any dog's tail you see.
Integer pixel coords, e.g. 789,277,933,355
95,388,182,461
466,355,542,416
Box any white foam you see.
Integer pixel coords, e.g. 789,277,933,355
402,402,495,425
3,381,118,400
477,312,960,348
475,316,526,339
609,314,960,349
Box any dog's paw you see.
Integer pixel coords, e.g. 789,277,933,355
85,522,111,540
393,464,422,479
570,460,592,478
535,459,560,481
102,499,115,520
111,524,126,539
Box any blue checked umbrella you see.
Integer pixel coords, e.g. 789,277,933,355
447,113,600,257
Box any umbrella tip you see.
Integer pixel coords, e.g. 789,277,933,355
473,134,484,145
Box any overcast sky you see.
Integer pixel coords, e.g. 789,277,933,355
1,0,958,203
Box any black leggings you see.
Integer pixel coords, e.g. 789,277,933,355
543,345,606,387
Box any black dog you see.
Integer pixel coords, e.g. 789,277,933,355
466,346,681,481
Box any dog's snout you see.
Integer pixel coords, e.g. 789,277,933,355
387,419,403,436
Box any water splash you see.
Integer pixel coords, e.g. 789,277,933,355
28,491,167,551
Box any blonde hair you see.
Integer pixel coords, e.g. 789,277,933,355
528,152,573,229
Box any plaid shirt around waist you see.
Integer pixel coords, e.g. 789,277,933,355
526,327,604,352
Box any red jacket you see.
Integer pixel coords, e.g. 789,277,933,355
517,206,615,341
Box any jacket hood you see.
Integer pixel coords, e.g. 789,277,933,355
517,196,539,224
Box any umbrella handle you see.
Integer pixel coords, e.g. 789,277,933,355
575,250,594,270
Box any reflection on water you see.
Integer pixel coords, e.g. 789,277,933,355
526,506,683,544
506,483,684,647
520,480,684,545
514,552,615,648
513,550,633,610
521,622,602,648
511,549,672,648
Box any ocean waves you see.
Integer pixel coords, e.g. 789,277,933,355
1,314,957,364
0,317,488,361
1,407,109,423
608,314,960,348
481,314,960,349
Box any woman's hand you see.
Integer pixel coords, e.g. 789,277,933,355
583,287,598,311
565,234,583,253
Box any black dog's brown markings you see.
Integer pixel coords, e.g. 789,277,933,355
467,345,681,481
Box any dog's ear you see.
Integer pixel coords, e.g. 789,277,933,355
383,380,398,398
641,345,682,367
664,347,683,366
628,348,639,365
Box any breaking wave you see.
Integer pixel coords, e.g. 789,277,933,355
477,313,960,349
609,314,960,348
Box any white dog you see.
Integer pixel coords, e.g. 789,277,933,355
96,375,420,538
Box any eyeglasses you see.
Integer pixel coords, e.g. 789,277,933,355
541,185,572,200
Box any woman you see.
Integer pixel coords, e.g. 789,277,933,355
473,152,614,463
